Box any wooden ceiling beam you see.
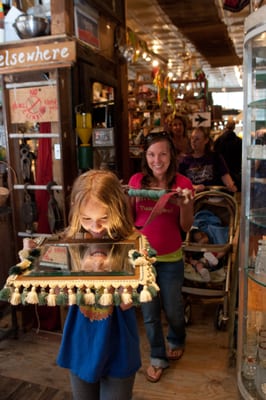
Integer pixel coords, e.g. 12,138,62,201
157,0,241,67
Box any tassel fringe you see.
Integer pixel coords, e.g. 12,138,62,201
47,288,57,306
68,289,77,306
121,288,133,305
1,282,158,307
98,288,113,306
0,286,11,302
139,285,153,302
10,288,21,305
25,286,39,304
84,288,95,305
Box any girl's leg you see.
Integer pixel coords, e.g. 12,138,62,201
100,374,136,400
70,371,99,400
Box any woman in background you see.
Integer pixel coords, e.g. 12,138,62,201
179,126,237,193
166,113,191,165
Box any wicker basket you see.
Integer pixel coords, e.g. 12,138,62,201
0,186,9,207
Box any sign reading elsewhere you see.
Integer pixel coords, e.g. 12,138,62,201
9,86,59,123
0,41,76,72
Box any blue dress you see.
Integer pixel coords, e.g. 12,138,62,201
57,304,141,383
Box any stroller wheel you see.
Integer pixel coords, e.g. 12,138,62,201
184,298,192,326
215,303,227,331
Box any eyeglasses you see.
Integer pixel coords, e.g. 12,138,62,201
144,131,172,145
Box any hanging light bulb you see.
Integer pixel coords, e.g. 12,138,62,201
118,45,134,63
123,46,134,62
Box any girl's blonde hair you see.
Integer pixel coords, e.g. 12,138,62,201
64,170,134,240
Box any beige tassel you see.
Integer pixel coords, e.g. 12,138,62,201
84,288,95,305
139,285,152,303
68,289,77,306
46,288,57,307
98,288,113,306
10,288,21,306
121,288,133,305
25,286,39,304
151,282,160,291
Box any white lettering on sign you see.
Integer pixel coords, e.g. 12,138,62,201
0,41,76,70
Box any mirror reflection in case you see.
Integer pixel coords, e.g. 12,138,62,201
34,240,136,276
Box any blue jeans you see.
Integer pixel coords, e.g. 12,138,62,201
141,259,185,369
70,371,136,400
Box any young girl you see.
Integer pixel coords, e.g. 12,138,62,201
56,170,141,400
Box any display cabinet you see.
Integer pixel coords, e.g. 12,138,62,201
238,5,266,399
128,71,160,155
1,65,77,253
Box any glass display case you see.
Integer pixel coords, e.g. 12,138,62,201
238,5,266,399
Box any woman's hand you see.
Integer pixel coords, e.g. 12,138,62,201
226,183,237,193
193,184,205,193
222,173,238,193
178,194,194,232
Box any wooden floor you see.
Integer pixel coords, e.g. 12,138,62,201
0,298,241,400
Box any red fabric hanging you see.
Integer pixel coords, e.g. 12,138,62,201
35,122,52,233
34,122,60,331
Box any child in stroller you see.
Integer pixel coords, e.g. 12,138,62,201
186,227,226,282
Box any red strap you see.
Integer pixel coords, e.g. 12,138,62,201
144,192,178,226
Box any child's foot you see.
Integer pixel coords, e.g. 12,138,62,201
204,252,218,266
198,267,211,282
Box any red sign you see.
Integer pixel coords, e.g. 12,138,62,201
9,86,59,123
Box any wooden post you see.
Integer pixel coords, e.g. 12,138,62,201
50,0,74,36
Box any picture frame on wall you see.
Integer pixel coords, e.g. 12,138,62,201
92,128,114,147
74,5,100,49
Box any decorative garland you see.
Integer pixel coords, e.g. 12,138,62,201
126,187,193,203
0,241,159,308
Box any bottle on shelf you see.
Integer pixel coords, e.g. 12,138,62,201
255,341,266,398
255,240,266,275
2,0,10,15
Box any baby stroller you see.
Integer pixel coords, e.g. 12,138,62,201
182,188,239,330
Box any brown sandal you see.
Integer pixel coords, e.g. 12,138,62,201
167,348,184,360
145,365,163,383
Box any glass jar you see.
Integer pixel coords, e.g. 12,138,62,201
256,341,266,398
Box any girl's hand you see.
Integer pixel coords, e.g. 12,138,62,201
23,238,37,250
